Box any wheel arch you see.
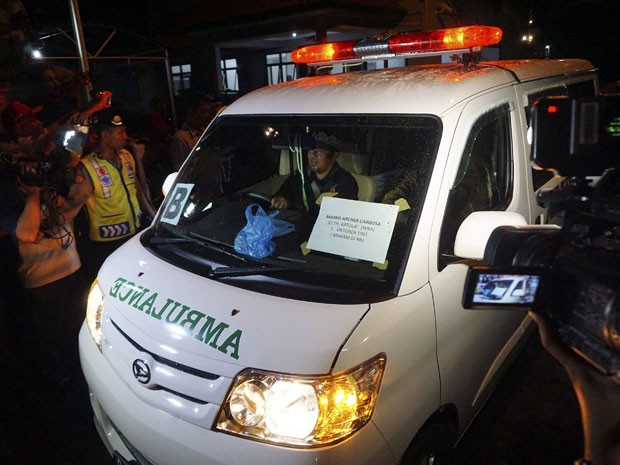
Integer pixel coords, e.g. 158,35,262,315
397,403,459,465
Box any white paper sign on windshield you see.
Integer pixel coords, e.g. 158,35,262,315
307,197,399,263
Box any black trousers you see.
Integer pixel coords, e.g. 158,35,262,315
78,235,133,285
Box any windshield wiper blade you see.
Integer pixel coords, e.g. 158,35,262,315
185,232,251,261
148,231,304,275
150,231,245,261
149,236,199,245
209,264,306,278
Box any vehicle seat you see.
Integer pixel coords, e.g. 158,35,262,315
350,173,376,202
337,152,376,202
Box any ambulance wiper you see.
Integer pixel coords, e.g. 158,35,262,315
148,236,198,245
208,263,306,278
149,232,248,262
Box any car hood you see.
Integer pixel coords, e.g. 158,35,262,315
97,235,370,376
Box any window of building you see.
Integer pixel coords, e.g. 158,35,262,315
171,64,192,95
324,58,406,75
266,52,296,85
221,58,239,92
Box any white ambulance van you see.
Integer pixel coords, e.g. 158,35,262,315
80,26,598,465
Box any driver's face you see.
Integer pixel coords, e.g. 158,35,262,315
307,148,335,176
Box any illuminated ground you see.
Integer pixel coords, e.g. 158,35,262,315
0,325,581,465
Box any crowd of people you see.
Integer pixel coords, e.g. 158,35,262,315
0,63,222,385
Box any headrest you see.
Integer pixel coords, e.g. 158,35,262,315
337,152,368,174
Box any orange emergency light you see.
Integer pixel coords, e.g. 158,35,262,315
292,25,503,66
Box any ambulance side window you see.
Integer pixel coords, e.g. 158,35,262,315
438,104,512,269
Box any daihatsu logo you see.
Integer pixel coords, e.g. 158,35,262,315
132,359,151,385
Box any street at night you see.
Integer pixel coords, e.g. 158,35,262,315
1,328,583,465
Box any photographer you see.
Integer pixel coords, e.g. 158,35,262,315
528,96,620,465
530,312,620,465
13,177,82,380
0,93,112,381
463,95,620,465
0,162,81,382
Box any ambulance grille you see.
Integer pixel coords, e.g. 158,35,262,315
111,320,219,380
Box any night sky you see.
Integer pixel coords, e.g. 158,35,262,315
21,0,620,83
526,0,618,82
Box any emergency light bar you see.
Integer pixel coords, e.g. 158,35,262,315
291,25,503,66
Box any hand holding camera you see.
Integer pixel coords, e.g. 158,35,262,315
529,311,620,465
94,90,113,111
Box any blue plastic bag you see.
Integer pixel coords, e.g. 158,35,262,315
234,204,295,258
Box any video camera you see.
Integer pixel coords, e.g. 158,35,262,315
0,149,74,190
0,125,89,191
462,95,620,382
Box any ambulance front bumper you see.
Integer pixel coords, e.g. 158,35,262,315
79,324,396,465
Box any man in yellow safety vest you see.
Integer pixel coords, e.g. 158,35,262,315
63,110,156,282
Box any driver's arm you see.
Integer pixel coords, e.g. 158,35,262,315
271,173,301,210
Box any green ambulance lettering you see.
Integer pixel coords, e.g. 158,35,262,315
137,292,158,313
165,303,190,324
150,297,175,320
179,310,207,332
117,281,136,302
148,295,242,360
128,286,149,307
109,277,127,297
217,330,241,360
195,317,229,348
108,278,242,360
109,278,156,312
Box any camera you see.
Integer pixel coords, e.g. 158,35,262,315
462,95,620,382
0,148,74,190
0,124,91,192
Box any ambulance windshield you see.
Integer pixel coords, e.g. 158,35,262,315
148,114,440,303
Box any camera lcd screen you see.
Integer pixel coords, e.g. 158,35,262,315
463,267,542,309
63,130,89,154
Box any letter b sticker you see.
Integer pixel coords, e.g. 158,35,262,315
161,183,194,225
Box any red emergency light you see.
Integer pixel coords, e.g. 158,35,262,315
291,25,503,66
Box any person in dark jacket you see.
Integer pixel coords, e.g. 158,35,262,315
270,132,358,213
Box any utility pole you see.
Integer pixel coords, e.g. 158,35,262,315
68,0,91,103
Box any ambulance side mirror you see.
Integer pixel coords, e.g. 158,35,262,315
162,172,178,197
454,211,528,259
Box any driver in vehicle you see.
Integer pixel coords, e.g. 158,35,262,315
270,132,358,213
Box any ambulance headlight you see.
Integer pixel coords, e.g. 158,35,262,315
215,355,385,447
86,280,104,349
